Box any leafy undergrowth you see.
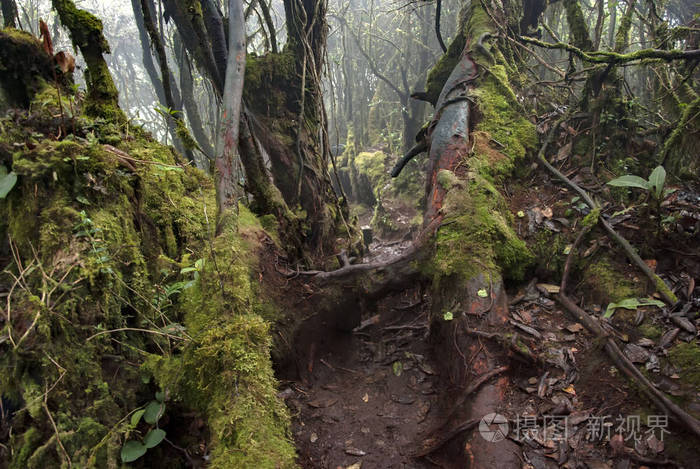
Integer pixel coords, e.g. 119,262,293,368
0,83,295,468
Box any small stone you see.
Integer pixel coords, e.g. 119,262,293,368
345,447,366,456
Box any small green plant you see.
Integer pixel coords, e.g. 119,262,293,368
604,297,665,319
74,211,112,274
121,391,167,463
151,258,203,312
0,164,17,198
606,165,671,201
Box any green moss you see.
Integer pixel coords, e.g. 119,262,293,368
176,118,198,151
354,151,387,187
582,207,601,226
668,342,700,387
0,29,61,107
9,427,42,469
637,322,662,340
581,256,646,304
1,86,294,467
470,74,537,174
52,0,124,121
425,32,466,105
144,208,296,468
427,177,533,283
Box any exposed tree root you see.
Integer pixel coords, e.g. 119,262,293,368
413,419,479,459
287,217,441,284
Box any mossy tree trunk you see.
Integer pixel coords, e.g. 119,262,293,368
416,1,542,465
51,0,124,121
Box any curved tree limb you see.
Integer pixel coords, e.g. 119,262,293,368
391,141,428,177
521,35,700,64
435,0,447,53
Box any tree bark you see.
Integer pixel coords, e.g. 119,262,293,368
139,0,195,162
176,38,215,159
214,0,246,228
1,0,18,28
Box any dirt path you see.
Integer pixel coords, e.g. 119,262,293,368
282,289,446,468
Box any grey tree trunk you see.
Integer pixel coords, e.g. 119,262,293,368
214,0,246,227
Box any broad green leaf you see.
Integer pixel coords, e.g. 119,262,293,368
130,409,146,427
606,175,650,190
0,166,17,199
121,440,147,462
648,166,666,199
604,298,665,318
143,400,165,424
155,391,165,402
143,429,166,449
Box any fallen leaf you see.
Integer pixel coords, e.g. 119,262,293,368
536,283,560,294
345,447,367,456
346,463,362,469
310,432,318,443
624,343,650,364
362,393,369,403
566,323,584,333
562,385,576,395
419,363,436,375
554,142,572,162
307,398,338,408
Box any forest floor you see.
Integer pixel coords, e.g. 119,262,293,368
270,163,700,469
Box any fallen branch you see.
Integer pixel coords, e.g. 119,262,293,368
288,218,441,282
557,227,700,440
